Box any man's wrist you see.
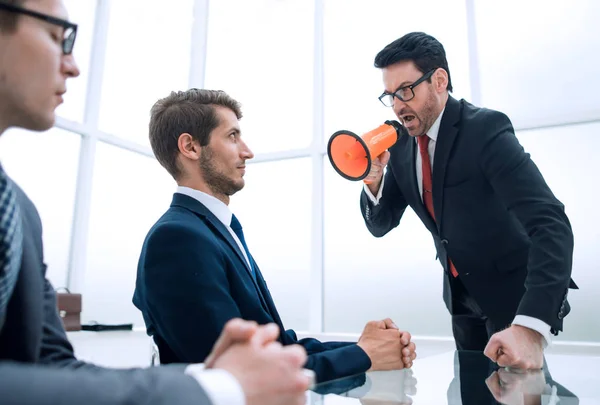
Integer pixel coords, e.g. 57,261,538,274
185,364,246,405
511,315,552,348
367,181,381,196
513,324,543,343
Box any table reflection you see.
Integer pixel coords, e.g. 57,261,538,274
309,350,584,405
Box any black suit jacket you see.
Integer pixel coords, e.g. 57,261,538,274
0,181,211,405
133,192,371,383
361,96,577,334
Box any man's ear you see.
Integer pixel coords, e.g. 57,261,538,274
434,68,449,93
178,133,201,160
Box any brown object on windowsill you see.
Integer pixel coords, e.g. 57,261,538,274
56,291,82,332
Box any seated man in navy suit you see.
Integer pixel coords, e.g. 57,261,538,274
133,88,417,383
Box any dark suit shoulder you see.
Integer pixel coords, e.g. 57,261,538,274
145,207,221,253
154,206,204,229
459,99,514,140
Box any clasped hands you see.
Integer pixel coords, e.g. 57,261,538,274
200,317,415,405
357,318,417,371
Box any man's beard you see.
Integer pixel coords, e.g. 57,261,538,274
417,91,439,137
199,146,244,198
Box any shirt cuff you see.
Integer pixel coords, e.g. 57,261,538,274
512,315,552,349
185,364,246,405
363,176,385,206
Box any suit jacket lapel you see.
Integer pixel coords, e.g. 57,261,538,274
432,96,461,232
252,263,285,328
171,194,271,311
204,215,252,275
202,215,272,314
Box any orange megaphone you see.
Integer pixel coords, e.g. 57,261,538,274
327,120,405,182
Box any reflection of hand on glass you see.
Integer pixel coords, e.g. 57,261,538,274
358,368,417,405
485,368,548,405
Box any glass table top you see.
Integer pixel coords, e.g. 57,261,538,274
308,350,600,405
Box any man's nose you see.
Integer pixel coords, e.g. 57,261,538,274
62,54,80,78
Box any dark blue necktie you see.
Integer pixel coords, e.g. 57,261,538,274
230,214,256,281
0,167,23,330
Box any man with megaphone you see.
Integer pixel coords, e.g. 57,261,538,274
353,32,577,370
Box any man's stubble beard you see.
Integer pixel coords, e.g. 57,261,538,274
417,90,439,137
199,146,244,198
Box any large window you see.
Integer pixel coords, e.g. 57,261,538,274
97,0,195,146
474,0,600,129
515,122,600,342
0,128,80,289
82,143,174,326
230,158,312,330
204,0,315,154
4,0,593,343
322,156,450,335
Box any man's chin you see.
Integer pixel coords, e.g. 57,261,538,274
236,181,245,193
227,180,245,196
29,113,55,132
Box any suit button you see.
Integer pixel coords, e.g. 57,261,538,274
441,239,448,245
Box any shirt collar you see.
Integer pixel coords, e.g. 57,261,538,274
427,106,445,142
176,186,232,227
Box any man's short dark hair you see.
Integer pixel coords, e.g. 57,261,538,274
149,88,243,180
374,32,453,92
0,0,25,33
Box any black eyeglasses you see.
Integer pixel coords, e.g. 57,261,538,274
0,2,77,55
378,69,436,107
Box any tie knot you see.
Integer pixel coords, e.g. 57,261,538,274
230,214,242,232
417,134,430,153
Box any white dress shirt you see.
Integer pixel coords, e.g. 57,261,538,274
363,109,552,348
185,364,245,405
176,186,253,271
175,186,252,405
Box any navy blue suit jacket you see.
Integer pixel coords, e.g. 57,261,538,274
133,193,371,383
361,96,577,334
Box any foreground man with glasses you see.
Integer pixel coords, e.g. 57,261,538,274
0,1,310,404
359,32,577,369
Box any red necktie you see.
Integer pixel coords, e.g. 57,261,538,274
417,135,459,278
